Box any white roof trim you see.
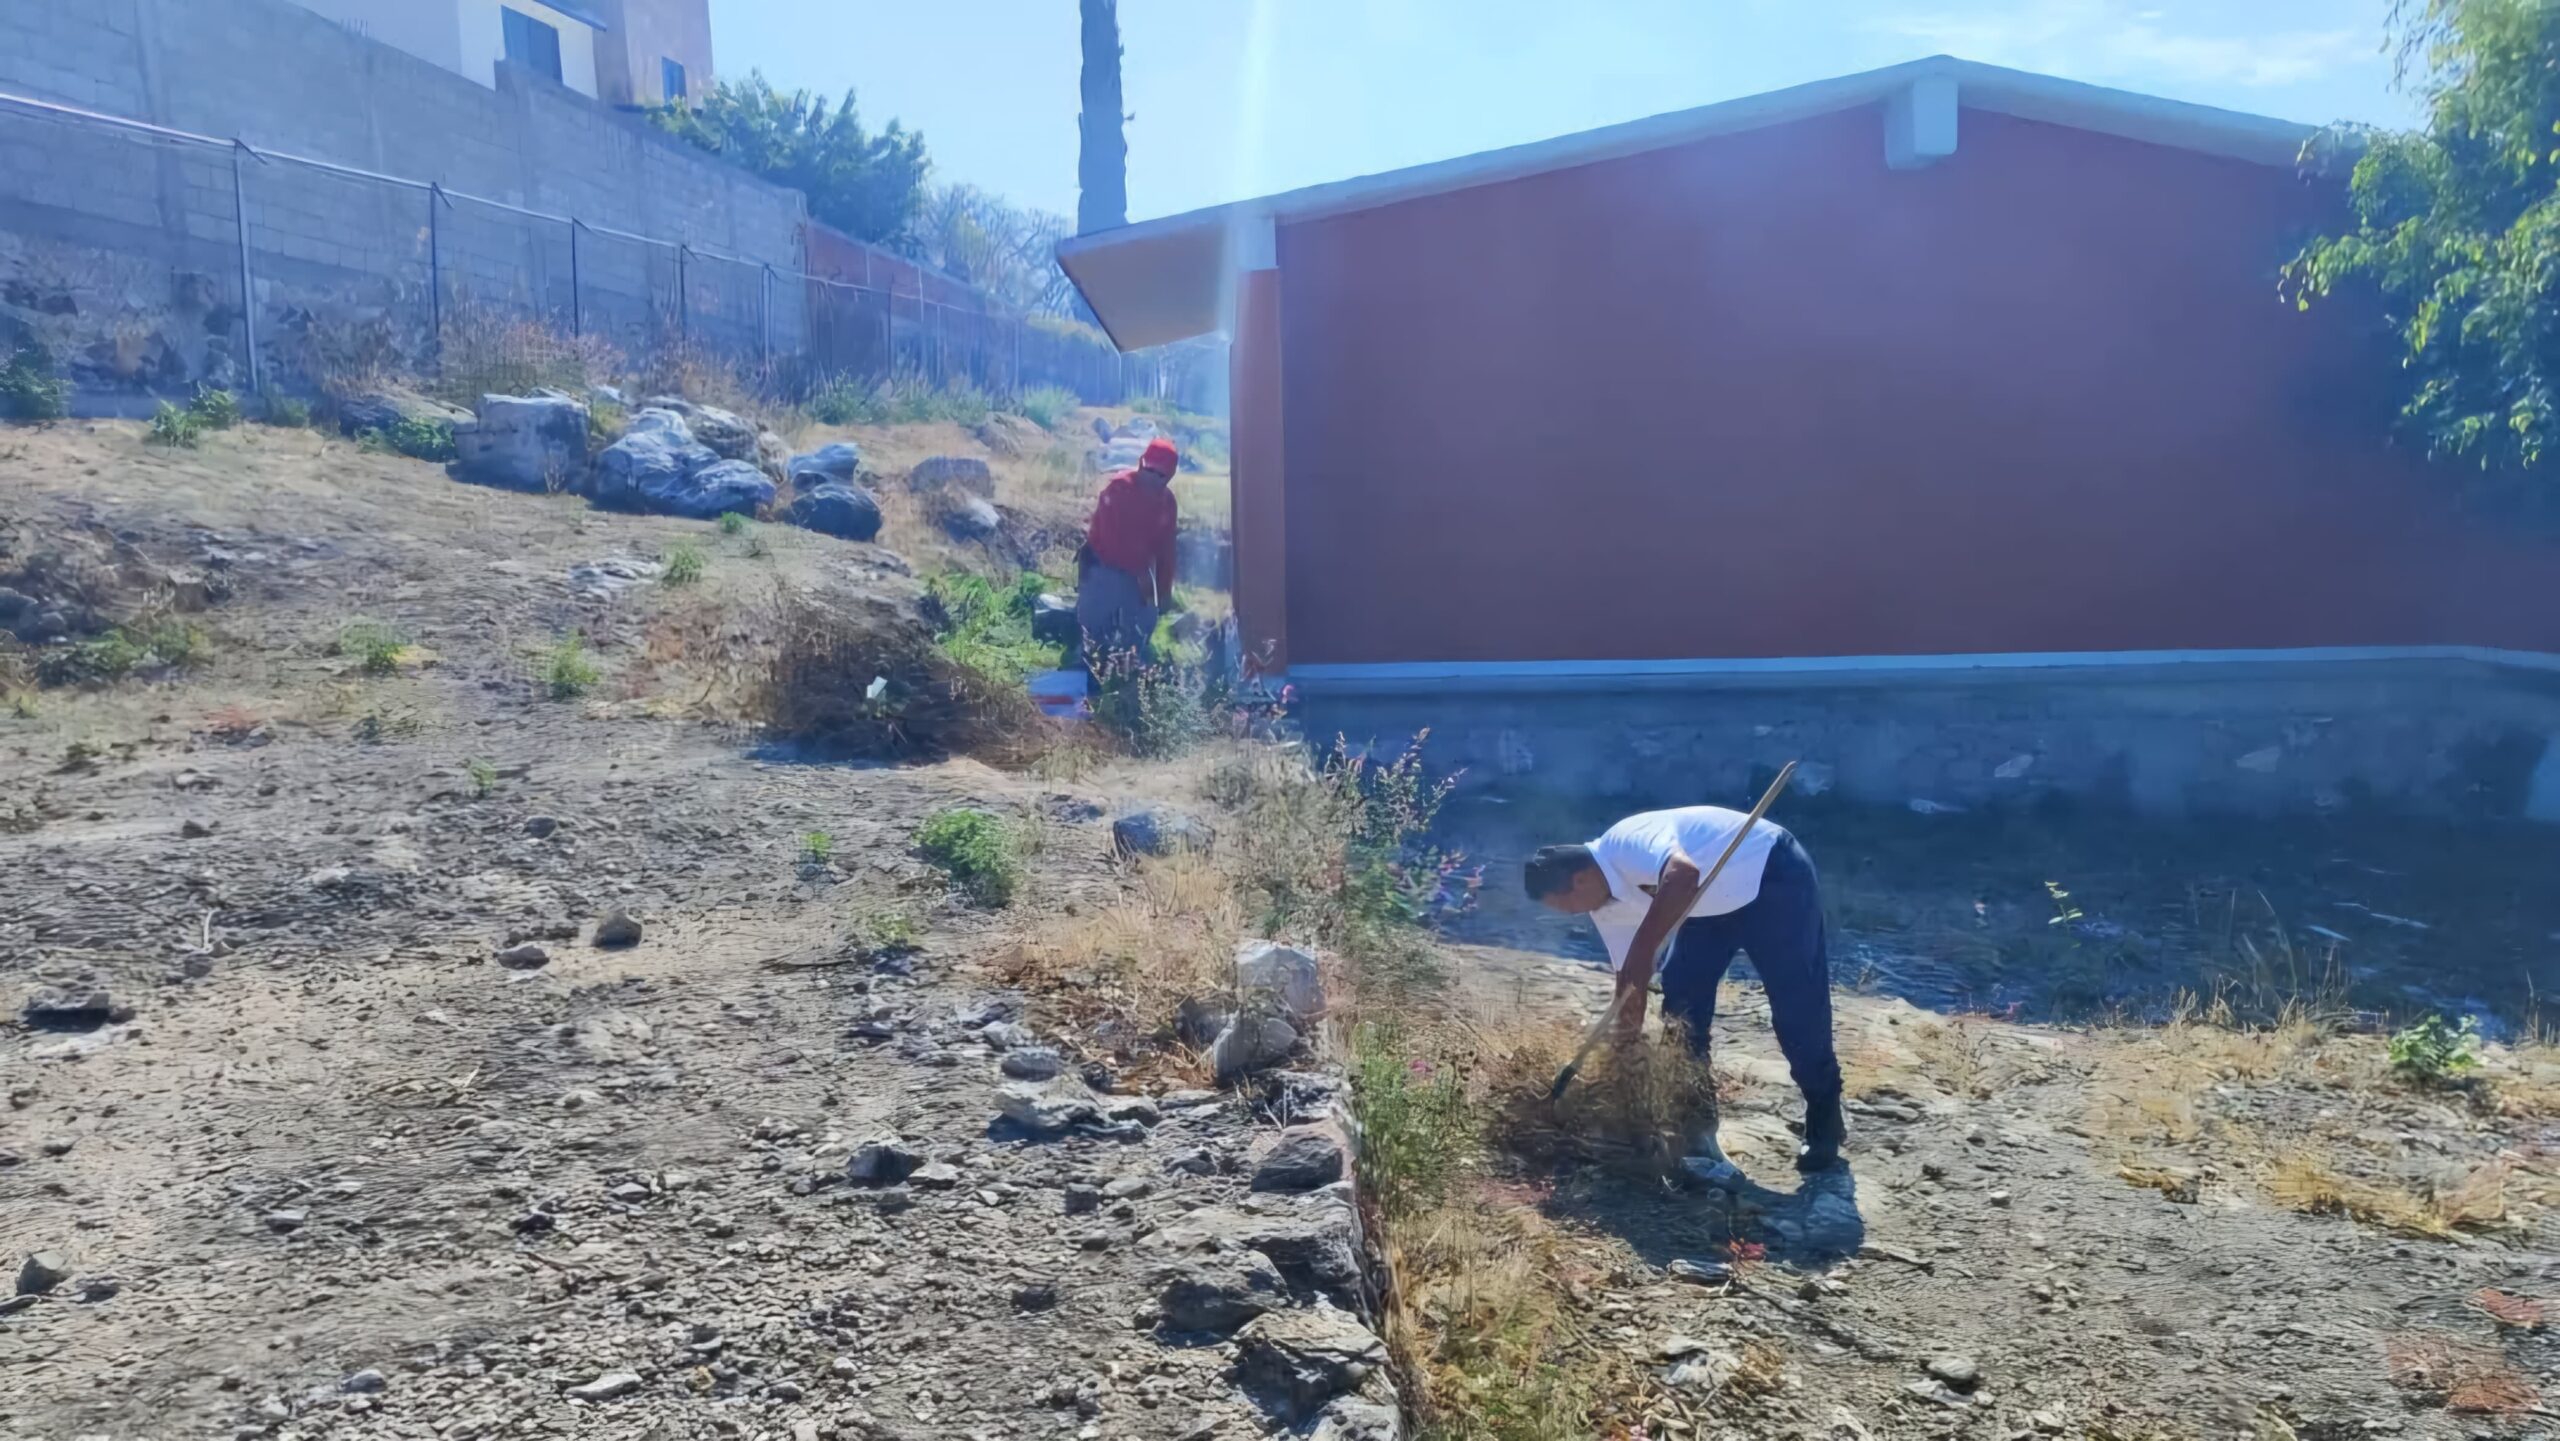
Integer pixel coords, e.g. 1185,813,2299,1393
1059,55,2324,349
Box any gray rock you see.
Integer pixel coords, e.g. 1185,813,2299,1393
642,397,756,460
565,1372,644,1402
23,986,123,1031
1310,1399,1403,1441
1165,1147,1218,1177
592,426,722,510
593,910,642,948
17,1251,69,1296
938,493,1002,540
1063,1184,1102,1215
1251,1128,1347,1193
1926,1355,1981,1392
334,389,469,438
1154,1250,1286,1333
1147,1203,1366,1308
522,815,561,838
980,1022,1038,1051
451,394,588,493
1001,1047,1066,1081
846,1137,924,1186
1111,809,1216,860
262,1210,306,1234
340,1369,388,1395
1211,1011,1300,1081
74,1275,119,1303
1102,1176,1153,1201
1174,996,1231,1050
786,482,882,541
1667,1350,1739,1390
755,430,791,483
622,454,772,519
494,943,549,971
908,455,994,495
1012,1278,1061,1312
910,1162,961,1190
997,1084,1104,1138
1235,941,1326,1021
1236,1306,1390,1423
787,442,863,484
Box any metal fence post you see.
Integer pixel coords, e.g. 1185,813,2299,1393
676,244,689,338
759,263,772,370
568,219,583,336
428,183,446,365
230,140,261,395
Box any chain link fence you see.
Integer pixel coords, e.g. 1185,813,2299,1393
0,89,1219,413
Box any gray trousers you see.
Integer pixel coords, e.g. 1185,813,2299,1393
1075,559,1158,663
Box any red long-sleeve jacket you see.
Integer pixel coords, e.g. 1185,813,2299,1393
1084,468,1179,602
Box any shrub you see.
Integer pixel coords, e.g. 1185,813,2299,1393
587,401,626,451
0,346,69,422
660,539,707,586
336,618,409,675
359,415,458,462
543,633,600,699
718,511,749,537
917,807,1019,907
1089,647,1214,760
2390,1014,2482,1086
1013,384,1080,431
801,829,833,864
32,622,205,686
809,377,887,427
928,570,1061,687
1349,1021,1477,1219
261,391,312,428
187,386,242,430
746,589,1045,761
146,401,202,448
464,757,498,797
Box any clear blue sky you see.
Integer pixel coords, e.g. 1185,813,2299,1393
711,0,2416,224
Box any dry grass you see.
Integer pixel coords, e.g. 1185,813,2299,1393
2385,1333,2541,1415
2266,1151,2513,1239
1383,1198,1656,1441
995,855,1243,1084
1907,1014,2061,1100
743,587,1048,763
1477,1020,1726,1180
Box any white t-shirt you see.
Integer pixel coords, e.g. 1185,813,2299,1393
1586,806,1782,973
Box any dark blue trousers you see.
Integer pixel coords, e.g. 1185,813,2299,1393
1656,830,1843,1102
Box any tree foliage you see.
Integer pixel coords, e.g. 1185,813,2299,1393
654,71,930,248
2288,0,2560,469
916,185,1078,316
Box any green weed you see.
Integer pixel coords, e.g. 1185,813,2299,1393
801,828,834,865
543,633,600,699
927,570,1064,687
147,401,202,448
1,346,69,422
337,618,409,675
2390,1014,2482,1087
917,807,1019,908
660,539,707,586
718,511,749,536
1013,384,1080,431
33,623,206,686
187,386,242,430
1350,1021,1478,1219
260,391,312,428
358,415,459,462
464,757,498,797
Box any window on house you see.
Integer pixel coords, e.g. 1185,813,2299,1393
662,58,688,101
500,7,563,83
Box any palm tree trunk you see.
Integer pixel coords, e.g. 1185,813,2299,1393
1077,0,1128,237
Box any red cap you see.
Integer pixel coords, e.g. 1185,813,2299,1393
1140,438,1180,476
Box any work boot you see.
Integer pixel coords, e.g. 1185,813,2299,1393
1678,1095,1744,1190
1795,1092,1847,1173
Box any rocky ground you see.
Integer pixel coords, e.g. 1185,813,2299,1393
5,414,2559,1441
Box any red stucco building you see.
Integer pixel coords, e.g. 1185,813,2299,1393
1062,58,2560,820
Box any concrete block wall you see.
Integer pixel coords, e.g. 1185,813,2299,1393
0,0,807,394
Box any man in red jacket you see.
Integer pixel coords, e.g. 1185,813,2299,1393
1076,436,1180,664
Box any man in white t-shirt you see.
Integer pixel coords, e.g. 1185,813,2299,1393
1524,805,1846,1175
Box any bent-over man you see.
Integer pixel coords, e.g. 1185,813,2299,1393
1525,804,1846,1175
1075,437,1180,664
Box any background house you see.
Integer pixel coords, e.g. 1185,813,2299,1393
284,0,613,97
590,0,716,109
1062,57,2560,821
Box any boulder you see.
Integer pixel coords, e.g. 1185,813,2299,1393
1236,941,1326,1022
23,985,126,1031
1030,592,1078,646
593,428,724,512
754,430,791,483
451,394,588,493
1153,1250,1287,1334
1310,1400,1403,1441
1146,1202,1366,1308
1236,1306,1391,1424
908,455,994,496
17,1251,70,1296
1111,809,1216,860
645,458,773,520
643,397,756,461
787,482,882,542
846,1136,924,1186
1212,1011,1300,1081
1174,996,1231,1050
788,442,863,485
1251,1127,1348,1194
624,407,695,440
938,493,1002,540
334,389,470,438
